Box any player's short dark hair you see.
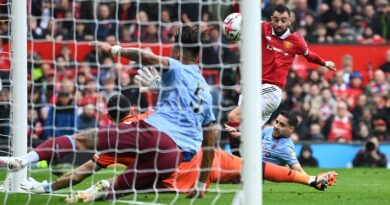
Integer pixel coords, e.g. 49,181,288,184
272,4,291,16
279,110,299,128
107,94,131,123
174,25,207,58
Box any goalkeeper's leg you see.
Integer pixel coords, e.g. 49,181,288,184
263,162,337,191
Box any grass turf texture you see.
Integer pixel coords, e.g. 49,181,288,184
0,168,389,204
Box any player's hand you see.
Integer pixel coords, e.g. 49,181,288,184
186,190,205,199
224,124,241,138
186,181,207,198
135,66,161,93
20,177,51,193
89,41,112,54
325,61,336,71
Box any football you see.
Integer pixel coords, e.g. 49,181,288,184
223,13,242,41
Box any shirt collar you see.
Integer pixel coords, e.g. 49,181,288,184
272,27,291,39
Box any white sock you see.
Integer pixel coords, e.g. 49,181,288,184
20,151,40,164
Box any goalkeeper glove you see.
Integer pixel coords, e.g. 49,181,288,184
20,177,52,193
134,66,161,93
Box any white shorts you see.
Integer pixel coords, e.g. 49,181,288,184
238,83,282,126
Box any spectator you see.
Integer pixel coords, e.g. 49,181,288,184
293,0,314,29
78,103,97,130
321,0,349,36
262,0,285,21
28,17,45,39
372,2,390,41
323,100,353,142
118,1,136,21
371,115,390,141
352,137,387,168
347,72,364,108
140,24,159,43
45,19,67,41
73,23,93,41
352,94,368,129
43,91,77,138
0,89,10,138
363,4,376,26
358,26,386,44
319,87,336,125
94,4,117,41
298,145,319,167
366,69,389,97
283,82,304,111
309,23,333,43
304,84,322,120
331,71,351,101
160,8,177,43
180,0,210,26
119,72,148,110
340,54,354,84
27,107,43,140
119,26,133,43
100,78,119,102
202,25,223,68
79,80,98,106
354,121,371,141
379,49,390,74
334,22,357,44
305,123,326,141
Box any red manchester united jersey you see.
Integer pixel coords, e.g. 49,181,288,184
262,21,308,88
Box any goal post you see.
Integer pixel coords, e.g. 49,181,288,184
240,0,262,204
4,0,28,192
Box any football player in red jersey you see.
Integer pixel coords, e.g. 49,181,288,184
228,4,336,129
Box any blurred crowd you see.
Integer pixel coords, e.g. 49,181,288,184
0,0,388,44
0,0,389,148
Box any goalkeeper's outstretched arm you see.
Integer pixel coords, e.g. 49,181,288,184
91,42,169,67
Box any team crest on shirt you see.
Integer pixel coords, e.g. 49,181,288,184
288,148,296,158
283,41,293,50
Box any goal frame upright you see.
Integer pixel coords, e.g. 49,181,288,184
4,0,28,192
240,0,262,204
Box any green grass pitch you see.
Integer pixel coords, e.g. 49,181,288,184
0,168,389,204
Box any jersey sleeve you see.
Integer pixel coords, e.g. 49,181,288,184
279,145,299,166
294,36,309,56
202,101,216,126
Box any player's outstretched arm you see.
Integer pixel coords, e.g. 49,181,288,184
51,160,102,191
90,41,169,67
20,160,101,193
303,50,336,71
187,122,216,199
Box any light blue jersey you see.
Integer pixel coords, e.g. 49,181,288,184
262,127,298,166
145,58,215,154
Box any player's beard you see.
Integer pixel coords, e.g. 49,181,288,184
273,27,288,37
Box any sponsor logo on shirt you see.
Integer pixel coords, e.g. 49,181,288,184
266,44,289,56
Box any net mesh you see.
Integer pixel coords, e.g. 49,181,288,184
0,0,242,204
